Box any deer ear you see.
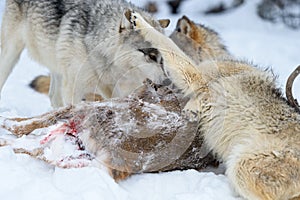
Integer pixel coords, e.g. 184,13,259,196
158,19,170,28
176,15,192,35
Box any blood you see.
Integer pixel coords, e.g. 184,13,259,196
40,120,79,145
68,120,78,135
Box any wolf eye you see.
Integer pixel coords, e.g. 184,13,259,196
149,53,158,62
177,28,181,32
138,48,161,63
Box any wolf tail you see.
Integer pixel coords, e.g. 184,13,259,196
29,75,103,101
29,75,50,95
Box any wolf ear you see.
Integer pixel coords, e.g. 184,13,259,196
120,9,170,30
176,15,192,35
119,9,132,33
158,19,170,28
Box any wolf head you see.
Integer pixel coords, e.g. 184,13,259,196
109,45,167,98
170,16,231,63
96,10,170,98
75,8,171,100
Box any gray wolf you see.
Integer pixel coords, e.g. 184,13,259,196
0,0,170,107
129,11,300,200
29,15,231,96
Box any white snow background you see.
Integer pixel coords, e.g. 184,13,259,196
0,0,299,199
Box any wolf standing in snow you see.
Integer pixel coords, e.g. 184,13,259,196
0,0,170,107
128,11,300,200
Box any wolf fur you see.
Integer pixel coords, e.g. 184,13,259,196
129,11,300,200
29,15,231,96
0,0,170,107
170,15,231,64
29,75,50,95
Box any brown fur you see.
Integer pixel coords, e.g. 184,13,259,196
170,16,231,63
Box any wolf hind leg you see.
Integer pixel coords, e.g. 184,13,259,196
227,152,300,200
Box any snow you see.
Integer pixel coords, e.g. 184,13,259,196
0,0,299,199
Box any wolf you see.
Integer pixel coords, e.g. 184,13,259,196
128,11,300,200
0,0,170,107
29,15,231,96
170,15,231,64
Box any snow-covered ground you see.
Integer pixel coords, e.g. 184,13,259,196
0,0,299,199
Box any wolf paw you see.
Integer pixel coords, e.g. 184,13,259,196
182,109,199,122
182,99,200,122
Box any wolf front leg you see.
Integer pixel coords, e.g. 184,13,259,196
49,73,64,108
60,70,85,106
